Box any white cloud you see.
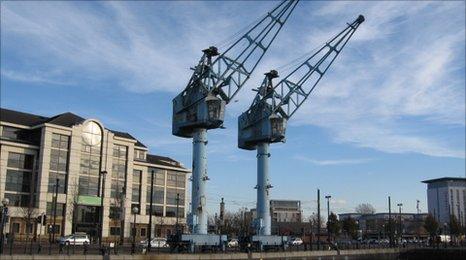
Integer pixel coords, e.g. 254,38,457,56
1,0,464,160
294,155,374,166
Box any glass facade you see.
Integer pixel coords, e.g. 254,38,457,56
49,133,69,193
79,125,102,196
5,152,34,207
111,145,127,198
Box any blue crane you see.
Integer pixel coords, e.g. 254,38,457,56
172,0,299,240
238,15,365,238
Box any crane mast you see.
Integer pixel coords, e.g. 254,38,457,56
172,0,299,236
238,15,364,237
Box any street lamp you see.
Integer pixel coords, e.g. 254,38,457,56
397,203,403,245
0,198,10,255
131,206,139,254
325,195,331,241
99,170,107,246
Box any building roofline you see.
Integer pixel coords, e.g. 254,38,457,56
422,177,466,184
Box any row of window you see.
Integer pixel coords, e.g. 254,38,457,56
109,205,184,219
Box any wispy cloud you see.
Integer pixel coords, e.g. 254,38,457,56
294,155,374,166
1,69,73,85
1,1,464,161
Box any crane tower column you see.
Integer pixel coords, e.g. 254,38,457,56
256,142,271,236
192,128,208,234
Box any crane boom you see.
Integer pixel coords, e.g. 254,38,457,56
239,15,364,150
173,0,298,138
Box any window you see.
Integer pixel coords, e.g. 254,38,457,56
140,228,146,237
111,180,125,198
79,176,99,196
51,133,69,149
166,171,185,188
134,149,146,161
4,193,29,207
146,205,163,217
166,189,184,205
109,207,121,220
149,168,165,186
147,186,164,204
48,173,66,193
111,145,127,198
110,227,121,236
132,170,141,203
2,126,37,143
7,152,33,170
5,170,31,192
166,207,184,218
46,202,65,216
79,131,102,196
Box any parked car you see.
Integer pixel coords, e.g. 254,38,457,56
289,237,303,246
227,238,239,248
59,233,90,245
140,237,168,248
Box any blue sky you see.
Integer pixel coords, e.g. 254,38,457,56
1,1,465,219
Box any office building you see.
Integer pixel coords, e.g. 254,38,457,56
422,177,466,226
0,108,190,242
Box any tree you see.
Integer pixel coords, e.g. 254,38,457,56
355,203,376,214
341,217,358,240
18,206,39,250
423,214,439,240
326,212,340,240
449,214,462,238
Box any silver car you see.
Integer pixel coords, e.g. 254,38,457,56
140,237,168,248
59,233,90,245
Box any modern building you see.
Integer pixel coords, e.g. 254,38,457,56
338,212,428,239
270,200,302,223
269,200,302,235
0,108,190,242
422,177,466,227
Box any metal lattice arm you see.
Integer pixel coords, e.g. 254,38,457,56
210,0,299,103
249,15,364,122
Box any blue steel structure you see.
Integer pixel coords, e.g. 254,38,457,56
238,15,365,247
171,0,299,251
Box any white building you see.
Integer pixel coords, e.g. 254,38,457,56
422,177,466,226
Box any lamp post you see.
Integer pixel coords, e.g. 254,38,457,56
397,203,403,246
147,170,154,253
131,206,138,254
99,170,107,247
325,195,331,241
0,198,10,255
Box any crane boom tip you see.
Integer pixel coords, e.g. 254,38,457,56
356,15,365,24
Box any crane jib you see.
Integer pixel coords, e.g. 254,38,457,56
238,15,364,149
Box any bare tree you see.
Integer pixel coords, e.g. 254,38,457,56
66,179,80,235
18,206,39,251
355,203,376,214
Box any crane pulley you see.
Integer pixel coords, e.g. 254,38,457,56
239,15,365,150
173,0,299,138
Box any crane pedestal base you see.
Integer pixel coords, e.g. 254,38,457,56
252,235,288,251
180,234,227,253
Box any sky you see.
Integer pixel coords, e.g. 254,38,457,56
1,0,465,219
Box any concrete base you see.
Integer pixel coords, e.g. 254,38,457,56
252,235,287,251
180,234,227,252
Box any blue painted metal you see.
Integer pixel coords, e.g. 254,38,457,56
238,16,364,243
256,142,271,235
238,15,365,150
171,1,299,242
191,128,208,234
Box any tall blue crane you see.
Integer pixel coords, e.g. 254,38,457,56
238,15,365,237
172,0,299,237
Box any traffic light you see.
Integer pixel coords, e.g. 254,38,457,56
42,215,47,225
